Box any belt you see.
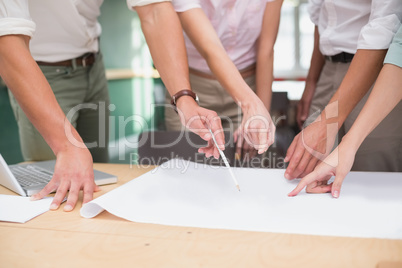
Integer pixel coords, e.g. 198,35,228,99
325,52,354,63
189,64,256,80
36,53,97,67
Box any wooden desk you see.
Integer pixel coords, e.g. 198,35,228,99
1,163,401,268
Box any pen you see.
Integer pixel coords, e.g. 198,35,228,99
208,128,241,191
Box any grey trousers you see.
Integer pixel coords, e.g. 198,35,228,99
9,52,110,163
308,60,402,172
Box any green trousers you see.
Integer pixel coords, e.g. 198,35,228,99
9,52,110,163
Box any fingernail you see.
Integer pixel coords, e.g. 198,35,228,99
284,173,290,180
64,204,73,211
50,203,58,210
284,157,289,162
235,153,240,160
204,133,211,139
30,195,38,201
333,191,339,198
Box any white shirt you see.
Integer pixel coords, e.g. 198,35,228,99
28,0,103,62
172,0,273,74
308,0,402,56
0,0,35,37
127,0,172,10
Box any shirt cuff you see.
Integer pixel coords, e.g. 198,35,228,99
357,14,401,50
127,0,172,10
384,26,402,68
172,2,201,12
0,18,35,37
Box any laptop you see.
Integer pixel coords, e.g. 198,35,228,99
0,154,117,196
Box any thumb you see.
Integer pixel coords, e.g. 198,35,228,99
301,103,309,121
94,184,102,192
233,129,238,143
331,172,347,198
189,119,211,141
284,135,298,162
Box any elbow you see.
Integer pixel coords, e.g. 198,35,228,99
257,48,274,63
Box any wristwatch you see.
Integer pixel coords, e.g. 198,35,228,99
171,89,199,107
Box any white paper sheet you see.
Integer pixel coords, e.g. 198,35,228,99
0,195,53,223
81,159,402,240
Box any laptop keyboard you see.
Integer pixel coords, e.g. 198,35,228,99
11,165,53,187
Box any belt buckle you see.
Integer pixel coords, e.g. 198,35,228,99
81,53,92,67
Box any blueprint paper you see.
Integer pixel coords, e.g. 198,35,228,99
0,195,53,223
81,159,402,240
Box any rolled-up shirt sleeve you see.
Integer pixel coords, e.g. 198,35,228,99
173,0,275,14
308,0,323,26
357,0,402,50
384,25,402,67
0,0,35,37
172,0,200,12
127,0,172,10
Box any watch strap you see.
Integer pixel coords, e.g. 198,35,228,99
171,89,199,106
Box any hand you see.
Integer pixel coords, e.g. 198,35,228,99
288,143,356,198
30,147,99,211
297,82,316,130
176,97,225,159
239,97,275,155
234,127,258,161
284,110,339,180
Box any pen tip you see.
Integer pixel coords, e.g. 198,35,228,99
236,185,241,192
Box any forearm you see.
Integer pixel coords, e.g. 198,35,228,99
296,28,325,128
135,2,191,96
203,46,259,107
178,9,259,108
0,35,86,155
341,63,402,151
305,26,325,88
255,0,283,112
326,49,387,127
255,50,273,111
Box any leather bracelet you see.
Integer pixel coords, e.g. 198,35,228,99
171,89,199,107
